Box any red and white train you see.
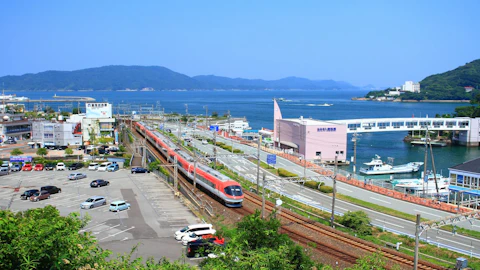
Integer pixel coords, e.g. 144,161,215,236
135,121,244,207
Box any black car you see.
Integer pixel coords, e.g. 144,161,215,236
20,189,39,200
68,163,84,170
131,167,149,174
90,179,110,188
45,163,55,171
41,185,62,194
186,237,225,258
56,146,68,150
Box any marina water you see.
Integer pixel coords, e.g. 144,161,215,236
13,89,480,179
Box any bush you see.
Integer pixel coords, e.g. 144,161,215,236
339,211,372,235
304,181,320,190
233,149,243,154
319,185,334,193
278,168,298,178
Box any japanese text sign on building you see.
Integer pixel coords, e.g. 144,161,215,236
317,127,336,132
267,154,276,165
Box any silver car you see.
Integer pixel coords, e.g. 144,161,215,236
80,196,106,209
68,172,87,180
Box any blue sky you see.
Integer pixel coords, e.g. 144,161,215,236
0,0,478,87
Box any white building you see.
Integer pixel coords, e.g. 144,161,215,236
210,118,250,134
401,81,421,93
31,121,82,147
0,113,31,143
82,103,116,144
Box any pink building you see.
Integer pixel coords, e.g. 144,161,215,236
273,100,347,163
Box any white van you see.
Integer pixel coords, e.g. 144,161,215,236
97,162,112,172
174,223,213,240
182,229,216,245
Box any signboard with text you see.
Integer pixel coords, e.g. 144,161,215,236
267,154,276,165
86,103,112,118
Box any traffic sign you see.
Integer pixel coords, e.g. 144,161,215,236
267,154,276,165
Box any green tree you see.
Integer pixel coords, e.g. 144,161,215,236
72,107,80,114
10,148,23,156
339,211,372,235
200,210,319,269
36,147,48,157
0,206,196,270
211,111,218,118
65,148,74,156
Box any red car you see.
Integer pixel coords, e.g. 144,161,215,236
34,164,44,171
22,164,33,171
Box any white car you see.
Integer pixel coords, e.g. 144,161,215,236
202,140,208,145
182,229,216,246
88,163,99,171
56,162,66,171
174,223,213,240
97,162,112,172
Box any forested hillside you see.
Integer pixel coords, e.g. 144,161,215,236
0,65,356,90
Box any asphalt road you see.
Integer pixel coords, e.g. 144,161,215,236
172,125,480,258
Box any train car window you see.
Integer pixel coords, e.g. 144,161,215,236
224,185,243,196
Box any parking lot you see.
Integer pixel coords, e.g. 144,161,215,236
0,167,201,263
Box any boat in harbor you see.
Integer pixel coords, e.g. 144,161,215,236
392,172,450,192
0,94,29,101
411,139,447,147
359,155,423,175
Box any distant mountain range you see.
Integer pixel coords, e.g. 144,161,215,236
0,65,358,90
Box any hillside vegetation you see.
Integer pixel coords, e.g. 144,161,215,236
366,59,480,100
0,65,355,90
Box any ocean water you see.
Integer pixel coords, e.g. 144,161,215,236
10,89,479,177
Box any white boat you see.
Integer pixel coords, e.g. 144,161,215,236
359,155,423,175
392,173,450,191
411,140,447,147
318,103,333,107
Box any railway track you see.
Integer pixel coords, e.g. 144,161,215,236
129,123,445,269
240,192,445,270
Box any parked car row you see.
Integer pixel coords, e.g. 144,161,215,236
20,185,62,202
89,162,119,172
174,223,225,258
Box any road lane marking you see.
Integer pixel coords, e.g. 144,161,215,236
93,224,121,235
99,226,135,241
375,219,404,228
80,222,107,232
414,209,442,218
437,237,474,248
370,197,391,204
337,186,353,193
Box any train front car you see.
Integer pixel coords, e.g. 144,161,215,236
196,164,244,207
220,180,244,207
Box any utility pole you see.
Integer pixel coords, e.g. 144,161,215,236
162,108,165,131
213,130,217,169
414,214,421,270
174,156,178,191
422,128,429,197
428,135,440,196
353,132,357,174
256,135,262,193
204,105,208,130
261,172,266,219
228,112,233,153
193,160,197,191
178,120,182,145
331,155,338,227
